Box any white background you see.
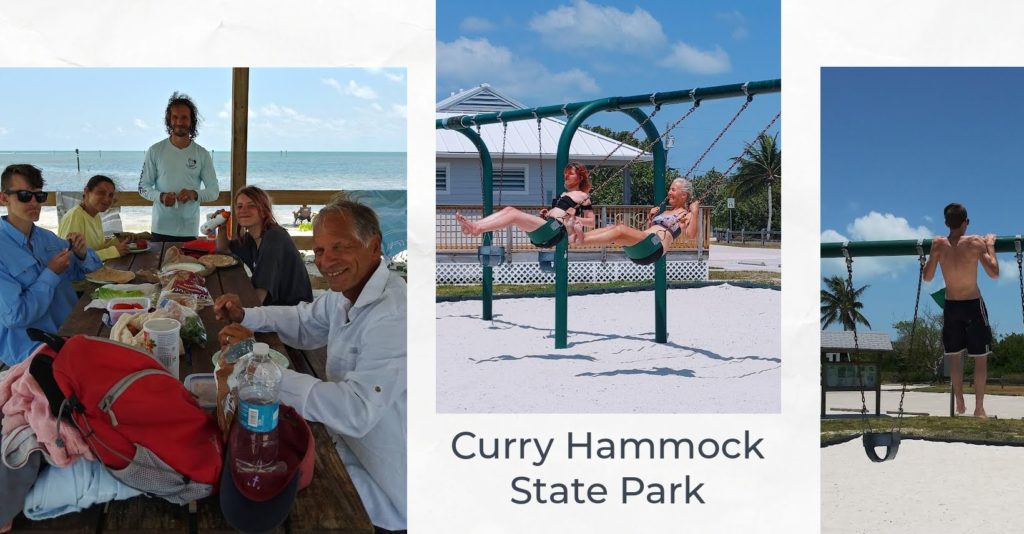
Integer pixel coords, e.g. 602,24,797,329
5,0,1019,531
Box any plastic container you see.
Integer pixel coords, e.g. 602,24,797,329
184,373,217,409
143,317,181,378
106,297,151,323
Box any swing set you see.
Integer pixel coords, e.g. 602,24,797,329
438,78,781,349
821,236,1024,462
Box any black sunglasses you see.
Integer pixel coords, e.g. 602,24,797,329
4,190,48,203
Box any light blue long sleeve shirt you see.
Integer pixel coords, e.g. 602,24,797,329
137,138,219,237
0,217,101,365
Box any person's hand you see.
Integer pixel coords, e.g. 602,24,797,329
218,323,254,349
985,233,997,247
114,237,131,256
66,232,87,259
47,250,71,275
539,208,548,218
649,206,660,217
177,189,198,203
214,294,245,322
160,192,176,207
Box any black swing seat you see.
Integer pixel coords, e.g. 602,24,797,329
477,245,506,267
862,431,901,462
537,250,556,273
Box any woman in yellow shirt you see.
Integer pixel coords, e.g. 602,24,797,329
57,175,130,261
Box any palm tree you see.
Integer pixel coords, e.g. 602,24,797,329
821,275,871,331
727,133,781,234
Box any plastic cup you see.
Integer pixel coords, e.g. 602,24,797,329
143,317,182,378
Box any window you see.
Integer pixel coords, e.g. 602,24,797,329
436,164,450,193
491,165,527,194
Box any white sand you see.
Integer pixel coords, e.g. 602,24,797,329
436,284,780,413
823,439,1024,533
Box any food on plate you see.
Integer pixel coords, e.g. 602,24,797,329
87,266,135,284
111,303,145,310
198,254,236,268
92,287,145,300
134,239,149,249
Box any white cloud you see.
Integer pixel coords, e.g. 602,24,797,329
389,104,407,118
460,16,495,33
0,126,8,136
716,10,749,40
323,78,341,90
133,118,149,130
923,215,934,223
437,37,599,102
345,80,378,100
998,259,1019,285
366,67,405,83
821,212,934,281
659,42,731,75
528,0,666,53
371,102,384,112
218,100,231,119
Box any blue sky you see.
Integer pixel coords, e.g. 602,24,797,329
0,68,406,151
821,67,1024,339
437,0,780,173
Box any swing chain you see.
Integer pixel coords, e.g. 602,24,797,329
496,115,508,208
694,111,780,207
535,112,545,205
843,246,870,426
897,246,926,430
683,97,752,180
1017,236,1024,328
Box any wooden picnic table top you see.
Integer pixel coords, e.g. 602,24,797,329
14,242,373,533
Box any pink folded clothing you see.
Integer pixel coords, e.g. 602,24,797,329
0,352,94,467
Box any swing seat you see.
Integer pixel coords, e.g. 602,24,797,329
538,250,556,272
477,245,506,267
527,218,566,249
624,234,665,265
862,431,901,463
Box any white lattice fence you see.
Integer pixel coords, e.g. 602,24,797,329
436,261,709,285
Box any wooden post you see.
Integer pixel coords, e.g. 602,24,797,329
230,68,249,236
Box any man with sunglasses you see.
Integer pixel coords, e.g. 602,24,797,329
923,202,998,419
0,164,101,366
138,92,218,242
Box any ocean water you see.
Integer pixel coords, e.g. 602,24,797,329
0,151,408,256
0,150,406,191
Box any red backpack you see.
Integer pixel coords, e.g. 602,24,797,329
31,332,222,504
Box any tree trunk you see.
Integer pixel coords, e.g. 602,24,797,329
766,182,772,236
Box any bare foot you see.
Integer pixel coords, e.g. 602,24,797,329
955,395,966,415
455,213,480,236
975,408,988,419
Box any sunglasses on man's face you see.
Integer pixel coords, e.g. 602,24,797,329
4,190,48,203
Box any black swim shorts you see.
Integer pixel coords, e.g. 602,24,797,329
942,298,992,357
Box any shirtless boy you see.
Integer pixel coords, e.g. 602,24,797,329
923,203,998,418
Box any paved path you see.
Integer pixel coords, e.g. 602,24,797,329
708,244,781,272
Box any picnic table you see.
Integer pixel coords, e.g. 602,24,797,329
12,242,373,533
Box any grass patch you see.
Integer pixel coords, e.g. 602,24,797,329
712,241,781,249
913,384,1024,396
821,416,1024,445
436,273,779,298
708,270,780,285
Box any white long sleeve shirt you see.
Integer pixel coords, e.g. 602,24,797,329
137,138,218,237
241,261,406,530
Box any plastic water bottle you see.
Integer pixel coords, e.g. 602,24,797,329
231,342,285,490
200,210,228,238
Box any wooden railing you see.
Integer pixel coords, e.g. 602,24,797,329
437,204,711,252
36,190,342,249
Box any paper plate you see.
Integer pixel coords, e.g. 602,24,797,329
85,268,136,285
212,348,290,372
161,262,205,274
126,243,153,254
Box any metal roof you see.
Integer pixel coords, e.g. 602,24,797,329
820,331,893,352
437,84,652,164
